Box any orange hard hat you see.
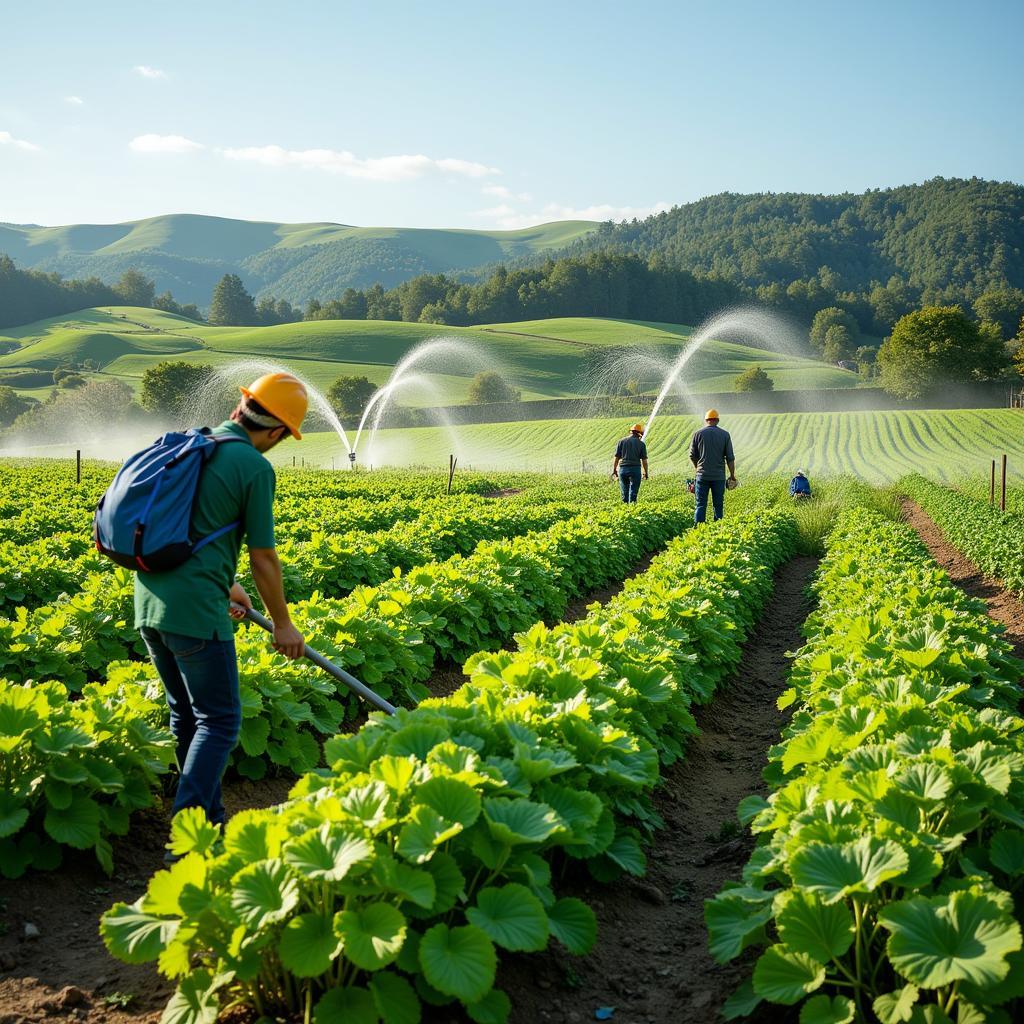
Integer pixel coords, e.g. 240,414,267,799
631,423,645,433
239,372,308,440
704,408,720,421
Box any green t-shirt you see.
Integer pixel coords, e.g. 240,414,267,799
134,421,277,640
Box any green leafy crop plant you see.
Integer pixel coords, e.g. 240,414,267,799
100,507,797,1024
902,476,1024,597
706,508,1024,1023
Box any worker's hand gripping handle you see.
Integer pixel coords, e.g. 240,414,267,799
230,602,397,715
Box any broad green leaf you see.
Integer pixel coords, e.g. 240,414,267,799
160,970,224,1024
314,985,378,1024
101,900,180,963
397,805,462,863
283,823,372,881
169,807,220,857
878,891,1022,989
775,889,854,963
419,923,496,1003
421,851,465,914
752,945,825,1005
604,834,645,876
0,794,28,838
722,978,760,1021
799,994,855,1024
466,884,549,952
547,897,596,954
872,985,920,1024
44,793,100,849
231,859,300,930
342,780,394,829
143,854,208,916
278,912,341,978
370,972,421,1024
482,797,561,845
467,987,511,1024
990,830,1024,876
705,891,773,963
789,837,909,904
416,776,482,828
336,902,407,969
895,763,952,805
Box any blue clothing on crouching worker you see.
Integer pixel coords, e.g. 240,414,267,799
790,474,811,497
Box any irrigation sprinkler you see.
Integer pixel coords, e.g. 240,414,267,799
232,602,397,715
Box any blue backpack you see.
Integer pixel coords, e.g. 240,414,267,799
93,428,245,573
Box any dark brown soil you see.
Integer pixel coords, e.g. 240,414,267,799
0,777,295,1024
480,489,524,499
901,500,1024,659
489,556,820,1024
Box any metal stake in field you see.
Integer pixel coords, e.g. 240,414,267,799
232,602,397,715
447,454,458,495
75,449,81,484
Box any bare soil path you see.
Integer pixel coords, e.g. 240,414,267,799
901,499,1024,659
489,556,820,1024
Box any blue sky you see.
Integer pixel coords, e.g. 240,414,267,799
1,0,1022,229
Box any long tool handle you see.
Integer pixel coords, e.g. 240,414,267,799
233,603,397,716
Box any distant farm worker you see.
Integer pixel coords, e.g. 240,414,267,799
134,372,309,842
611,423,649,503
689,408,737,524
790,469,812,500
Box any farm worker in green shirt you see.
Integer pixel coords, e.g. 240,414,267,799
135,372,308,843
612,422,649,503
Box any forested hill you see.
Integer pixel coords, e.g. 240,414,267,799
576,178,1024,300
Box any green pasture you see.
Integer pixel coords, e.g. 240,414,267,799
273,409,1024,484
0,308,859,405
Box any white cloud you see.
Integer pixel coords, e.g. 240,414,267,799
220,144,499,182
481,184,532,201
0,130,40,152
64,95,84,106
129,133,204,153
133,65,167,79
475,200,673,229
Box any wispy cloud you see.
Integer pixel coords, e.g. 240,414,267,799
221,144,499,182
64,95,84,106
129,133,203,153
133,65,167,80
481,184,532,201
475,200,672,229
0,130,41,152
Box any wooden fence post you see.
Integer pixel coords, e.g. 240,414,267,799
76,449,81,484
446,454,457,495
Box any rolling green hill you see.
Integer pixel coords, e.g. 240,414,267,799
0,308,859,406
0,215,598,306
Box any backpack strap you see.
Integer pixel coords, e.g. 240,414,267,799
189,428,247,550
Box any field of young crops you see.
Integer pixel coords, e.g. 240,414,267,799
1,458,1023,1024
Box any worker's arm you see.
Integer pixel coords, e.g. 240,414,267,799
689,433,699,471
611,455,620,478
248,547,305,660
641,458,649,480
727,458,737,481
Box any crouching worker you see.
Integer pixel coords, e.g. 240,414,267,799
789,469,812,500
131,373,309,840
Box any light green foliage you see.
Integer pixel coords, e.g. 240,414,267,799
706,509,1024,1021
733,365,774,392
902,476,1024,596
0,676,174,878
100,506,797,1021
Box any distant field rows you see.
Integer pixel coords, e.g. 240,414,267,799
286,409,1024,483
6,408,1020,485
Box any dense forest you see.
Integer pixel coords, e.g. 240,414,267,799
3,179,1023,338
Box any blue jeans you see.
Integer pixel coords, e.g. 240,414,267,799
694,477,726,524
619,466,643,503
140,627,241,826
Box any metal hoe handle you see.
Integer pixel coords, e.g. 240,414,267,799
232,602,397,716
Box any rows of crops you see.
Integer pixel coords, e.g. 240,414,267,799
902,476,1024,596
98,507,797,1022
708,509,1024,1021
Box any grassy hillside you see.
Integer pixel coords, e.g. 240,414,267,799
0,308,858,405
0,215,599,305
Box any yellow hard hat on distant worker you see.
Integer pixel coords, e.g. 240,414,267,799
630,423,645,433
704,408,720,421
240,372,308,440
